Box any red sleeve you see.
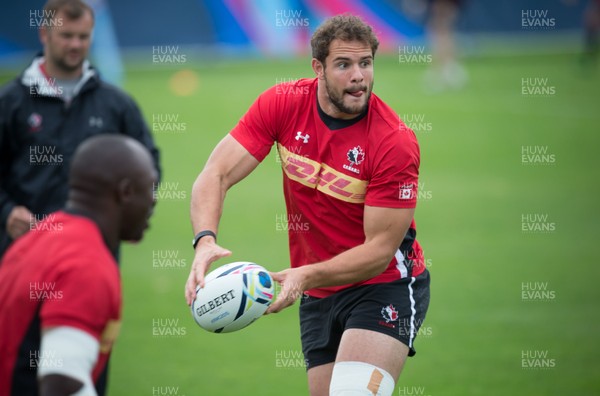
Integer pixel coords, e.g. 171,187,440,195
365,125,420,208
230,86,281,162
40,256,121,341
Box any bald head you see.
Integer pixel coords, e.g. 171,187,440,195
69,135,154,193
67,135,157,243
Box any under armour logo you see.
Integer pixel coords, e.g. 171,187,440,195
89,116,103,128
295,131,310,143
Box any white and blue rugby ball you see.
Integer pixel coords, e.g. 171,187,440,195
191,262,274,333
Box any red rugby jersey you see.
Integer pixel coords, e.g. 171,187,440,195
0,211,121,396
231,78,425,298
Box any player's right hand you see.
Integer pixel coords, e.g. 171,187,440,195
6,206,33,240
185,239,232,305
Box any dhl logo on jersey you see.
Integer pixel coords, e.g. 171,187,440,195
277,144,367,203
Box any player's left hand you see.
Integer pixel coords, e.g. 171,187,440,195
266,268,307,314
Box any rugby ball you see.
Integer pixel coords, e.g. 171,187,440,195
191,262,274,333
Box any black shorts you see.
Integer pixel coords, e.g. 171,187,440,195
299,270,430,370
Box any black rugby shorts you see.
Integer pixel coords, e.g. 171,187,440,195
299,270,431,369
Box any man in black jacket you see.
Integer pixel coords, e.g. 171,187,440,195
0,0,160,258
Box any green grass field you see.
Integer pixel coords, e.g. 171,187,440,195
2,52,599,395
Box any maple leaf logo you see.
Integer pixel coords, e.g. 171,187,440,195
347,146,365,165
381,304,399,323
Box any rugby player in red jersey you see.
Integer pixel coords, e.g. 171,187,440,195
0,135,157,396
187,15,430,396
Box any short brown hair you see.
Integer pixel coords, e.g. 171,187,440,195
43,0,94,23
311,14,379,64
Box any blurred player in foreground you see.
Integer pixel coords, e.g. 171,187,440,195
187,14,430,396
0,0,160,258
0,135,157,396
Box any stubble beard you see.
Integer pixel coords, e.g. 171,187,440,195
324,74,373,116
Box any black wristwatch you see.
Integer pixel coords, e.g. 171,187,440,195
192,230,217,249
